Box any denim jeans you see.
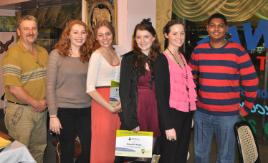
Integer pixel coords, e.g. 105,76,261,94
194,110,239,163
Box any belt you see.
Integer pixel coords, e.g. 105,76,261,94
7,100,29,106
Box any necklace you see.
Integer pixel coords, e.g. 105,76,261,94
166,48,188,78
167,48,191,111
167,48,185,68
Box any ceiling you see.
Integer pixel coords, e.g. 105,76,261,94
0,0,79,10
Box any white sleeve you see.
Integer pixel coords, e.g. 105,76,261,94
86,51,101,93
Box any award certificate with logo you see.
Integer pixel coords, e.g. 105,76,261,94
115,130,153,158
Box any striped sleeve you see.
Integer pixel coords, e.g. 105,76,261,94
238,48,259,116
2,49,22,87
189,50,199,84
189,42,258,116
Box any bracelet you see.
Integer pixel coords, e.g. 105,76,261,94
50,116,57,118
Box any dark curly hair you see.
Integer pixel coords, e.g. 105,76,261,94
55,19,93,62
132,18,161,76
208,13,227,25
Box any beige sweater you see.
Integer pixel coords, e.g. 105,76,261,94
47,49,91,116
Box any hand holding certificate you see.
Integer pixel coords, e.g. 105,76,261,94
115,130,153,158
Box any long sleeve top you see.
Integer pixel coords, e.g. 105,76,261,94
154,54,173,130
154,53,196,130
119,51,139,130
46,49,91,116
189,41,259,116
164,52,197,112
86,49,120,93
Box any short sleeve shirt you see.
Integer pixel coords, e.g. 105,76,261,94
2,40,48,103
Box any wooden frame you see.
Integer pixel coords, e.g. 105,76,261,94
87,0,118,44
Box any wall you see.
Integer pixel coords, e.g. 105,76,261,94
116,0,156,55
0,9,16,109
0,9,15,16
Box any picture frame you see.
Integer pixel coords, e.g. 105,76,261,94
88,0,118,44
0,16,16,32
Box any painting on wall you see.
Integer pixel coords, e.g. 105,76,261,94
21,1,81,29
88,0,117,43
0,16,16,32
19,1,81,51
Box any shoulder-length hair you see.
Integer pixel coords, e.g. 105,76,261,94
55,19,93,62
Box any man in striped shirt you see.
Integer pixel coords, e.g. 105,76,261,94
2,15,48,163
189,13,258,163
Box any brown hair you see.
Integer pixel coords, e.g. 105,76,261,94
17,15,38,29
132,19,161,76
163,19,185,50
55,19,93,62
92,20,115,51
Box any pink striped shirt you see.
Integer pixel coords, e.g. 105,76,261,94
164,52,197,112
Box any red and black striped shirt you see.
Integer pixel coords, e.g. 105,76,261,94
189,41,259,116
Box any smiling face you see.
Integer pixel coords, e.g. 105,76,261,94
96,26,113,48
17,20,38,45
165,24,185,49
69,24,87,48
135,29,155,55
207,18,227,42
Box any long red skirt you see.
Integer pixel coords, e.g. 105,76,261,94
90,87,121,163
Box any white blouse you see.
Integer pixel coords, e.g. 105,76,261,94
86,50,120,93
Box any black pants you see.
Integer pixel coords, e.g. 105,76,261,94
58,107,91,163
159,110,193,163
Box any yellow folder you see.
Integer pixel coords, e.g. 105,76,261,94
0,136,11,148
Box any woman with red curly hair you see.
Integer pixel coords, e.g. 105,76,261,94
47,19,93,163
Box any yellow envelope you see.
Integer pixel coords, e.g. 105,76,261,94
0,136,11,148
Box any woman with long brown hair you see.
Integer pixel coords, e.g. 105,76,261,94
47,19,93,163
118,18,161,162
154,20,196,163
86,20,121,163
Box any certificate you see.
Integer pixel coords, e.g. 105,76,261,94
115,130,153,158
110,80,120,107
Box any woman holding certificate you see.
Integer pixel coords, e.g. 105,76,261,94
154,20,197,163
86,20,121,163
119,19,161,160
47,20,92,163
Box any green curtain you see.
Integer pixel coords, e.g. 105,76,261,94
172,0,268,22
156,0,173,49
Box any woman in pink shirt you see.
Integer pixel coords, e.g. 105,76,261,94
154,20,197,163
